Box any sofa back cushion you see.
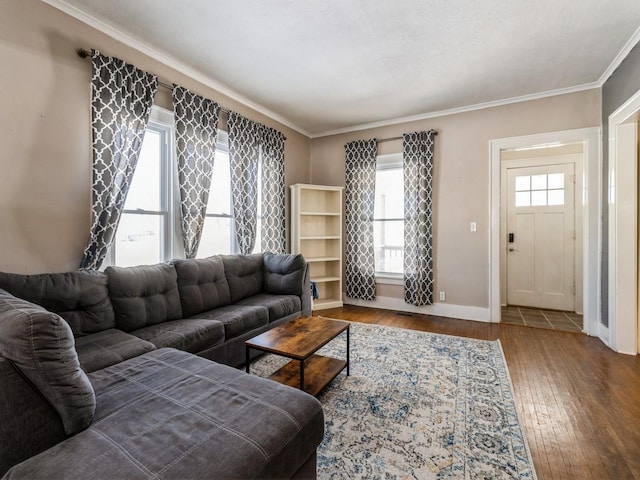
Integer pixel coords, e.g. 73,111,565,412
222,254,264,303
0,270,115,336
106,263,182,332
263,253,306,296
0,289,96,436
174,256,232,317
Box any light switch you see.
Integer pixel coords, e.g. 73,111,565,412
470,222,477,232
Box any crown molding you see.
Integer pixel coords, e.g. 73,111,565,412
311,83,600,138
598,24,640,86
40,0,640,140
41,0,312,137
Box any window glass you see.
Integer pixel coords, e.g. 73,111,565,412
531,174,547,190
124,130,161,211
374,154,404,275
514,173,565,207
548,173,564,189
531,190,547,206
198,148,234,258
115,213,163,265
113,118,172,267
515,176,530,191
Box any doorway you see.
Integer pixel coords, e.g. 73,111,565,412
500,148,582,332
488,128,601,339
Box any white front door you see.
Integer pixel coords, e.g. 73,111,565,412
506,163,575,310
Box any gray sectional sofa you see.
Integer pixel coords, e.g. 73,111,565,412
0,252,323,479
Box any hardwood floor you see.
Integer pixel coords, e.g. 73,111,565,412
315,305,640,480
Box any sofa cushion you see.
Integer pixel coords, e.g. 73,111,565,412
222,253,264,303
173,256,232,317
0,270,114,336
189,305,269,340
106,263,182,332
4,348,324,480
131,319,225,352
235,293,302,322
75,329,156,373
0,289,95,436
263,252,306,296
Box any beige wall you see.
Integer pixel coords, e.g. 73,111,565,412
0,0,311,274
310,90,601,309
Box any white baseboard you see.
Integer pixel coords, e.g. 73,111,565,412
343,295,491,323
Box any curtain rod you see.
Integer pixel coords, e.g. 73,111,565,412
377,131,438,143
77,48,288,140
77,48,228,118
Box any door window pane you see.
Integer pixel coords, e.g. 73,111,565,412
515,176,530,191
548,173,564,189
531,191,547,206
531,174,547,190
514,173,565,207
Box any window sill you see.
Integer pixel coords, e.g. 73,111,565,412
375,275,403,286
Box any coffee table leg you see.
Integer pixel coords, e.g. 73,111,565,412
346,325,350,376
245,347,250,374
300,359,305,391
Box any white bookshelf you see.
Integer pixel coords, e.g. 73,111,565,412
290,184,344,310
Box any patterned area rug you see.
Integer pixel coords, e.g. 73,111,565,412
249,321,537,479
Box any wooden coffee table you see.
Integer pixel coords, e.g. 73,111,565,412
245,316,349,396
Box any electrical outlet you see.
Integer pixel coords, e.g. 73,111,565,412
439,291,446,301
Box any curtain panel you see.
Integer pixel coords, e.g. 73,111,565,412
227,112,260,254
344,139,378,300
227,112,286,254
259,126,286,253
172,86,221,258
79,51,158,270
403,130,437,305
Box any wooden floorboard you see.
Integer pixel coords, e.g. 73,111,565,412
315,305,640,480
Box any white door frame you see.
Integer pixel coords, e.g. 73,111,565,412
489,128,601,339
608,88,640,355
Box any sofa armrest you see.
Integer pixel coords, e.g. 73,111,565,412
262,253,311,316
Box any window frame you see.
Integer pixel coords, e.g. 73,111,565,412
373,153,404,284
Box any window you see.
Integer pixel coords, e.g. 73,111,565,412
373,153,404,275
109,110,265,265
515,173,564,207
198,134,263,257
111,108,175,267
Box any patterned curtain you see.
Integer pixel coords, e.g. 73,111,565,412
403,130,436,305
228,112,286,254
345,139,378,300
260,126,286,253
227,112,260,254
172,86,221,258
79,51,158,270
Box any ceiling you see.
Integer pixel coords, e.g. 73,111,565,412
48,0,640,136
